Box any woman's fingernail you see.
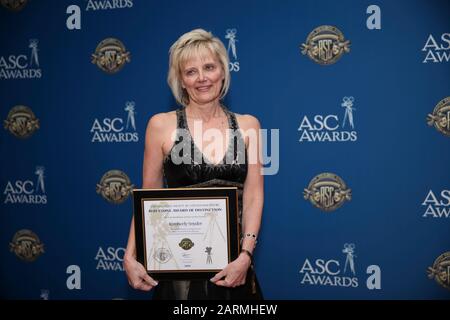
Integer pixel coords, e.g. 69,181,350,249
153,281,158,286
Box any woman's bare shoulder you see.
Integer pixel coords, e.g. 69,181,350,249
146,110,177,131
234,112,261,130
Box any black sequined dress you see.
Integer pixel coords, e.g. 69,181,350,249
152,106,263,300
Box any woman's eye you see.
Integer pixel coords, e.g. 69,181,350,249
186,70,196,76
205,64,216,70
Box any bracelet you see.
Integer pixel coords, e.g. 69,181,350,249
240,249,253,262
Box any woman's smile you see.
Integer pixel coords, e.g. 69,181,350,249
196,85,212,92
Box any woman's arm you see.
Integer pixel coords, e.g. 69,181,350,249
241,115,264,253
211,114,264,287
123,113,169,291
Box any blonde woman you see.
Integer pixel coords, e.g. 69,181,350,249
124,29,264,300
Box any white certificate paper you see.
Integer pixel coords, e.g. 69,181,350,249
143,198,229,272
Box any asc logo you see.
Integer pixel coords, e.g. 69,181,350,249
422,33,450,63
0,39,42,79
85,0,133,11
179,238,194,250
91,38,131,74
299,243,381,290
96,170,134,204
4,105,40,138
224,28,240,72
427,252,450,290
90,101,139,143
422,189,450,218
427,97,450,137
301,25,351,65
9,229,45,262
95,246,125,271
298,96,358,142
3,166,47,204
303,173,351,211
0,0,27,11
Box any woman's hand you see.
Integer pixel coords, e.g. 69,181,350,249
210,253,251,288
123,255,158,291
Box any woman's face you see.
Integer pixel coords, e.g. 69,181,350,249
181,50,224,105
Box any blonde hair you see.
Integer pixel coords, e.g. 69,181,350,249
168,29,230,106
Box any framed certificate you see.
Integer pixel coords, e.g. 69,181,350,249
132,187,240,280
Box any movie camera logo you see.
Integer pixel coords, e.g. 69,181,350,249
95,246,125,271
304,173,351,211
427,252,450,290
0,0,27,11
4,105,40,138
427,97,450,137
301,25,351,65
91,38,130,74
9,229,45,262
422,189,450,218
96,170,134,204
298,97,357,142
422,33,450,63
299,243,382,289
224,28,240,72
85,0,133,11
90,101,139,143
0,39,42,80
3,166,47,204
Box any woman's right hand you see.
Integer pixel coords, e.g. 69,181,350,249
123,255,158,291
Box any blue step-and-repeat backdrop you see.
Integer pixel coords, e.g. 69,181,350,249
1,0,449,300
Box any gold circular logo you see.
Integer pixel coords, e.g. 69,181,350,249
1,0,27,11
303,173,352,211
96,170,134,204
427,252,450,290
301,25,351,65
91,38,131,74
4,105,40,138
179,238,194,251
9,229,45,262
427,97,450,137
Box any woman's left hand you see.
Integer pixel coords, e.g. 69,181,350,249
210,253,252,287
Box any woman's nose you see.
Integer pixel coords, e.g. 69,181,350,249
197,71,207,82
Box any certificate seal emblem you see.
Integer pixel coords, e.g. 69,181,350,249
427,97,450,137
303,173,352,211
4,105,40,139
91,38,131,74
301,25,351,65
9,229,45,262
427,252,450,290
154,248,172,264
96,170,134,204
179,238,194,250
